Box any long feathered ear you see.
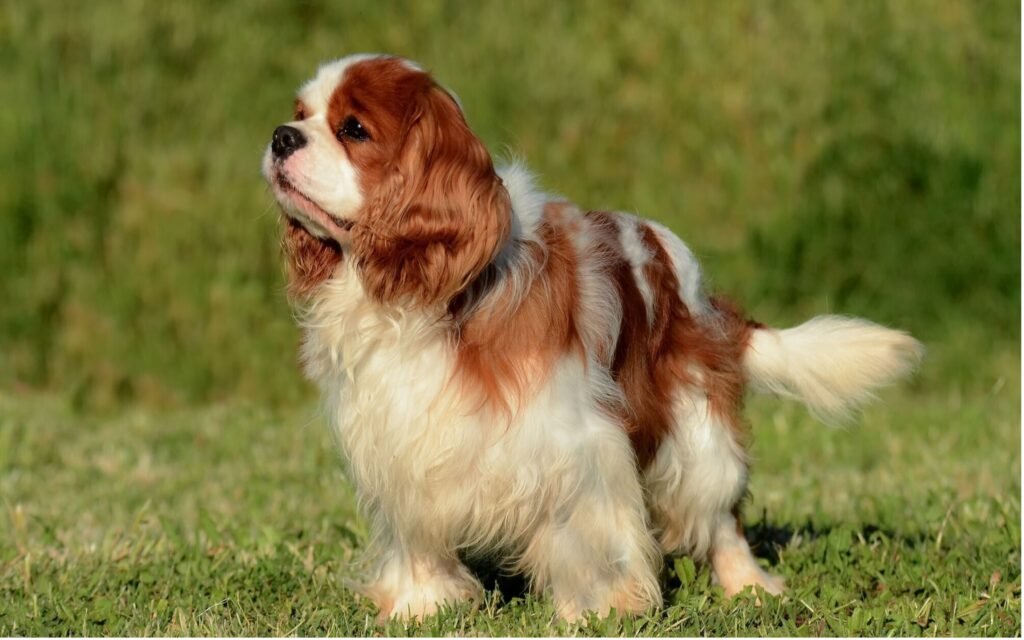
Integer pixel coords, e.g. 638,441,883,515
351,83,511,307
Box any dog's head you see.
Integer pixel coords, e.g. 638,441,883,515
263,54,511,305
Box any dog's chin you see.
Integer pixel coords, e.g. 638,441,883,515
273,178,355,245
283,207,353,246
284,214,342,252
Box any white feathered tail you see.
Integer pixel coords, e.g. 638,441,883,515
743,315,924,422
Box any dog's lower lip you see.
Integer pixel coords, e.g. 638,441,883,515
275,175,354,231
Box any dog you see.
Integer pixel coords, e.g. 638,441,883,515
262,54,923,621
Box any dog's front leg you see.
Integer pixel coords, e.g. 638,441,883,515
517,411,663,621
361,540,482,622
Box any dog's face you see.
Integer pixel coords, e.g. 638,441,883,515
263,54,511,304
262,54,412,242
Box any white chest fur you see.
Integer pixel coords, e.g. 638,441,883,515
297,265,636,555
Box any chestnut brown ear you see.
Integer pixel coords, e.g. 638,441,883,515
352,84,510,307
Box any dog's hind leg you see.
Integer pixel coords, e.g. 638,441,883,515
709,511,785,597
645,389,784,597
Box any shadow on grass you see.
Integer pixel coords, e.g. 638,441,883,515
463,555,532,603
463,517,926,611
743,517,924,565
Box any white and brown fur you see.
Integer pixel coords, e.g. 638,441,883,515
262,54,924,621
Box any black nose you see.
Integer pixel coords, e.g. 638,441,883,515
272,125,306,159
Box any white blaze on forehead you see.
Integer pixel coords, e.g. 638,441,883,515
298,54,464,116
297,54,428,113
298,53,382,113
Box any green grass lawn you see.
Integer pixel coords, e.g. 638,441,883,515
1,354,1018,636
0,0,1019,635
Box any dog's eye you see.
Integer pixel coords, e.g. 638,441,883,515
293,100,306,121
337,116,370,142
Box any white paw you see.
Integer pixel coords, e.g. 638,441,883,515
367,566,481,622
717,565,785,599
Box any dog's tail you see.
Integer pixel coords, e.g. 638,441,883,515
743,315,924,422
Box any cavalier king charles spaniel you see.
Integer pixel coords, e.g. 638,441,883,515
262,54,923,622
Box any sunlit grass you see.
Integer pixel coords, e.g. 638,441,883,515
0,358,1018,634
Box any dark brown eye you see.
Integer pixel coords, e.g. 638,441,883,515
293,100,306,121
337,116,370,142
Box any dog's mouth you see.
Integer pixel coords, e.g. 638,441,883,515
273,174,354,241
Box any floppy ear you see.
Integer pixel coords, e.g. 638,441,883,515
352,83,511,307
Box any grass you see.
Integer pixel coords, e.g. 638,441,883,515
0,0,1019,636
1,364,1019,636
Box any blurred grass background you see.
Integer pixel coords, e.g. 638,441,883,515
0,0,1017,409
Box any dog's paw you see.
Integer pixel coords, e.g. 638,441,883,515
366,568,481,623
716,565,785,602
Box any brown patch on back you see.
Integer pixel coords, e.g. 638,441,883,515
640,219,756,453
584,211,674,465
281,217,343,299
587,213,756,465
451,202,582,416
447,205,757,460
